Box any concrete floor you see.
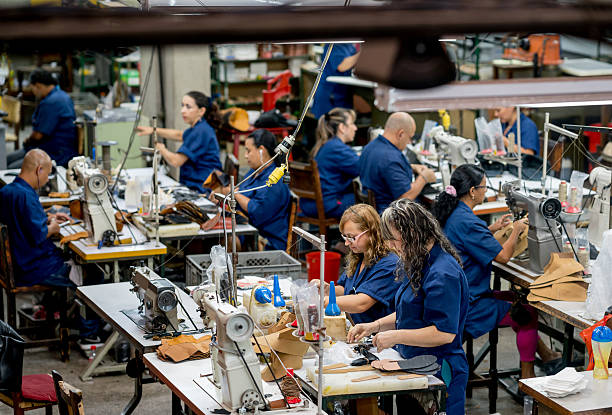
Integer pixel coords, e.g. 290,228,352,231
0,326,539,415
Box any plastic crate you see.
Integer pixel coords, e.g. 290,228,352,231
186,250,301,286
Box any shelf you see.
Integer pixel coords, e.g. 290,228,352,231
212,76,297,86
213,55,310,63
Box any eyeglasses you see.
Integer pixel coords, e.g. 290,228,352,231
473,185,487,190
341,230,368,244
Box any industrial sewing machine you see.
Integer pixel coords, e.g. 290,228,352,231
67,156,117,244
588,167,612,247
504,181,563,273
129,266,180,333
428,125,478,168
192,288,265,412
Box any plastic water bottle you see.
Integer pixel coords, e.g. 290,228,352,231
89,345,97,362
592,326,612,379
523,395,533,415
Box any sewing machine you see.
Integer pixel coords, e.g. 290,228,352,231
130,266,179,333
192,288,265,412
588,167,612,247
504,181,563,273
67,156,117,243
428,125,478,168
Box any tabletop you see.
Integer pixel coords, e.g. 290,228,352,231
519,371,612,415
77,282,204,353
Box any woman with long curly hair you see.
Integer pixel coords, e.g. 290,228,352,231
348,199,470,415
313,204,400,324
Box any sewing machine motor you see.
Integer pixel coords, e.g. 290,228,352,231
130,266,179,333
504,181,562,273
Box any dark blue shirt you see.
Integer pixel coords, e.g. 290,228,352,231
393,243,469,415
311,43,358,119
336,252,401,324
444,201,510,338
28,88,78,167
359,135,413,213
301,137,359,217
0,177,65,286
239,163,290,251
177,119,222,193
502,112,540,155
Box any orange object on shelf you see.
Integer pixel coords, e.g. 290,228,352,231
502,34,563,66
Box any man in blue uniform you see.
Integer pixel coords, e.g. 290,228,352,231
359,112,436,213
494,107,540,155
311,43,361,119
0,149,100,341
7,69,78,168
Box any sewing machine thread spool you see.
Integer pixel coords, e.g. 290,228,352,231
99,141,117,174
577,246,589,268
141,192,151,215
563,241,573,254
568,186,579,211
558,181,567,204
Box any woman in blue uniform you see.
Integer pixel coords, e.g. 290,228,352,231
313,204,400,324
300,108,359,219
311,43,361,119
348,199,469,415
137,91,222,193
219,129,290,251
432,164,560,379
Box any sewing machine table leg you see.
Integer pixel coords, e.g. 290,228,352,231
122,349,144,415
172,392,183,415
80,330,124,381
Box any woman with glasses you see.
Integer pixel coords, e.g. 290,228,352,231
432,164,559,379
348,199,469,415
300,108,359,219
314,204,400,324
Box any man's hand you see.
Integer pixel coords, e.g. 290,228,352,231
419,167,437,184
137,126,154,136
47,218,60,237
50,212,71,223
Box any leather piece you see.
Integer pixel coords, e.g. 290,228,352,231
494,222,528,258
59,231,89,245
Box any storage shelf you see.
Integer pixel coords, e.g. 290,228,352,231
213,55,310,63
212,76,297,86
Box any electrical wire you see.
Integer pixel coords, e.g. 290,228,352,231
252,334,291,409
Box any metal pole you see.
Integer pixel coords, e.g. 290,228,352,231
516,105,522,189
230,176,238,304
317,233,325,415
542,112,550,192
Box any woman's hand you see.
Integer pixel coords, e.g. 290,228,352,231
490,213,513,232
513,218,528,234
136,126,154,136
155,142,166,152
372,330,398,352
309,279,330,296
347,321,377,343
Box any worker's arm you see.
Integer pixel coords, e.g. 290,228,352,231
494,219,528,263
23,131,45,147
137,126,184,142
46,218,60,238
336,50,361,72
399,175,428,201
155,142,188,167
372,325,455,352
326,293,376,314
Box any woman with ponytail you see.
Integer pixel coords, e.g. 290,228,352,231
301,107,360,219
432,164,560,379
137,91,222,193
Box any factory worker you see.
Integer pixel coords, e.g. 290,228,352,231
432,164,561,379
312,204,401,324
348,199,469,415
494,107,540,156
359,112,436,213
311,43,360,119
7,69,78,168
137,91,222,193
300,108,359,219
218,129,290,251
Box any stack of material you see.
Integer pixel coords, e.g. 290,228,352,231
534,367,588,398
156,334,212,362
528,252,587,302
253,327,309,381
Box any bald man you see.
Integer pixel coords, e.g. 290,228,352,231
359,112,436,213
0,149,71,286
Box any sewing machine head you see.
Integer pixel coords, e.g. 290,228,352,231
588,167,612,247
429,125,478,167
130,266,179,333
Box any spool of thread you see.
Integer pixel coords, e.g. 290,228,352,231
558,181,567,203
99,141,117,174
141,192,151,215
577,247,589,268
563,241,573,253
566,186,580,213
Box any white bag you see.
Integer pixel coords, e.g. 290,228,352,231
585,229,612,320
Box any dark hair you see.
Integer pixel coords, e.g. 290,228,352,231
311,107,356,158
185,91,220,129
431,164,485,227
247,129,281,167
30,69,57,86
381,199,461,294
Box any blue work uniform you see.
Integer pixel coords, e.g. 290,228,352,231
177,118,222,193
444,201,510,339
0,177,65,286
336,252,401,324
359,134,413,214
239,163,290,251
311,43,358,119
502,112,540,155
394,244,469,415
300,137,359,219
27,88,78,167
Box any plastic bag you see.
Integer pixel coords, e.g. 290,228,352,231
474,117,493,152
566,170,589,213
298,284,321,341
488,118,505,154
205,245,231,290
290,280,308,336
585,230,612,320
